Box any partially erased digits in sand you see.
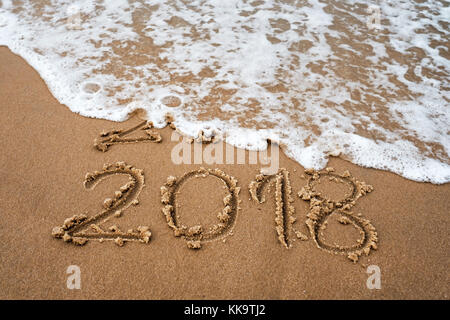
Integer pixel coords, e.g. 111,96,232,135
94,121,161,152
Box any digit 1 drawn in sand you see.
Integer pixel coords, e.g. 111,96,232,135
52,162,152,246
298,168,378,262
161,167,240,249
94,120,162,152
249,168,306,248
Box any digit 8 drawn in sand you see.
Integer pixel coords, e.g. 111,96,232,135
161,167,240,249
298,168,378,262
52,162,152,246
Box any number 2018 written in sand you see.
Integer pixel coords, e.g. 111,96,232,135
52,121,378,263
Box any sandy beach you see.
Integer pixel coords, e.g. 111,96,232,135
0,47,448,299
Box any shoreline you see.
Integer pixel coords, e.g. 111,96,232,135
0,47,448,299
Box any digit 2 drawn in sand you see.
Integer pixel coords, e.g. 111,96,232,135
298,168,378,262
52,162,152,246
249,168,307,248
94,120,162,152
161,168,240,249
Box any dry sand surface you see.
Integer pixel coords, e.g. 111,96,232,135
0,47,448,299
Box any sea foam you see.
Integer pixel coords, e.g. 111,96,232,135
0,0,449,183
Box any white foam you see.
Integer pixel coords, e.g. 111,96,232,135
0,0,449,183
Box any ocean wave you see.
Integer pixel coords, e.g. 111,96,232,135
0,0,449,183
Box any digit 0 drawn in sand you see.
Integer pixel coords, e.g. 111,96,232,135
249,168,306,248
161,167,240,249
94,120,162,152
52,162,152,246
298,168,378,262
